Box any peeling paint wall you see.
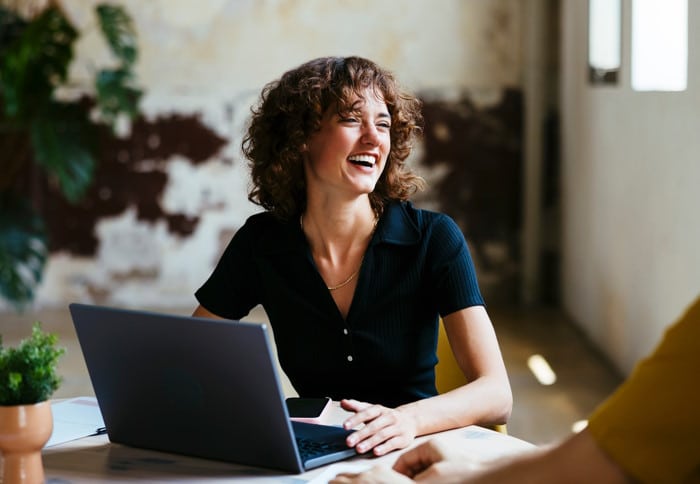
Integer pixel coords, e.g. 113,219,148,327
417,89,523,303
17,0,524,310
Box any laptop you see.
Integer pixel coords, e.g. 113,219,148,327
68,303,358,473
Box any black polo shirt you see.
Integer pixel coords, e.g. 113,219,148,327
195,201,484,407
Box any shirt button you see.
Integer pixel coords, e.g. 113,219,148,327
343,328,349,335
347,355,353,362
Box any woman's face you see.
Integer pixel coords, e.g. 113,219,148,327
303,90,391,201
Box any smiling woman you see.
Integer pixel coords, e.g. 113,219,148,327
191,56,512,458
303,91,392,212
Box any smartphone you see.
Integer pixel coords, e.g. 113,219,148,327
285,397,332,424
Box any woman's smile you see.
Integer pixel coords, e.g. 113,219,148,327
348,154,377,168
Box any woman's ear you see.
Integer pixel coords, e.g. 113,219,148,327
300,142,308,152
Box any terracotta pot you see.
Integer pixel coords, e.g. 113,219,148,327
0,401,53,484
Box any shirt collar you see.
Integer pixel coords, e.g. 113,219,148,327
374,201,421,246
259,201,421,255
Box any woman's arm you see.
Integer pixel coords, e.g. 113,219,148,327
396,306,512,433
431,305,513,427
341,305,512,455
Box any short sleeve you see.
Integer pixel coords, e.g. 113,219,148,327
195,220,261,319
587,296,700,483
426,213,484,316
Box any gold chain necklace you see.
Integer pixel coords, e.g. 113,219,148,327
326,256,364,291
300,214,375,291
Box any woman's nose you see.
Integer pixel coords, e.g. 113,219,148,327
361,124,380,145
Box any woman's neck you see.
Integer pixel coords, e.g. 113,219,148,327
301,201,377,264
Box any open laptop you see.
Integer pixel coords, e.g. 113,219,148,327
68,303,358,473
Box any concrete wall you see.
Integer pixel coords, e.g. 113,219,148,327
7,0,697,387
9,0,524,310
560,0,700,375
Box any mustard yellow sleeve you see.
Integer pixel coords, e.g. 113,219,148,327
587,296,700,483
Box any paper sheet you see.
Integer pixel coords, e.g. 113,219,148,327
45,396,105,448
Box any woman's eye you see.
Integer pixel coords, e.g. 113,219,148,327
341,117,359,123
377,122,391,129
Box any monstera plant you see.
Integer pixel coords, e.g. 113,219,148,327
0,2,142,311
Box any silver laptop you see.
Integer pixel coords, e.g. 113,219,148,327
69,303,357,473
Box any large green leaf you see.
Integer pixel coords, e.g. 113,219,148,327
0,6,28,110
0,6,77,120
95,67,142,128
0,3,143,311
30,102,96,203
96,4,138,67
0,194,47,311
0,7,27,56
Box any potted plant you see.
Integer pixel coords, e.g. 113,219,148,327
0,323,65,483
0,2,142,311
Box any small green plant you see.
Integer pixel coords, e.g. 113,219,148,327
0,322,65,405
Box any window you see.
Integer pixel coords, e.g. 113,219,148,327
631,0,688,91
588,0,622,85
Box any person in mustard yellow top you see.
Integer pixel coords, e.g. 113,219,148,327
331,294,700,483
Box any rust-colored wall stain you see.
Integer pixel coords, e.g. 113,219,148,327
418,89,523,302
38,114,227,255
16,91,522,303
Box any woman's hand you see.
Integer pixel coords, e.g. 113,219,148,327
341,399,418,456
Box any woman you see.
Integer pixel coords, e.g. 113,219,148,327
193,56,512,456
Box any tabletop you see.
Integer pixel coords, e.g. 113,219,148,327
39,401,535,483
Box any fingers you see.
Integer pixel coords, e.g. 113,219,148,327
413,461,485,483
330,465,415,484
392,441,445,477
341,399,376,428
342,401,417,456
329,449,483,484
352,430,408,456
346,409,399,454
340,398,367,411
394,442,486,483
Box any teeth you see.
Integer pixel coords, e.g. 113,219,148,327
348,155,375,165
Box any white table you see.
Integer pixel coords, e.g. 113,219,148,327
41,401,535,483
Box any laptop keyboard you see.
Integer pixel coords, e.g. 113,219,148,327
296,436,350,461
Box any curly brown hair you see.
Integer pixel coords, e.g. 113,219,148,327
242,56,425,220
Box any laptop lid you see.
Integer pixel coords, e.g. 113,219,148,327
68,303,356,473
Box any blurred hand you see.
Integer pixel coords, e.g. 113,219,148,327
330,465,414,484
392,439,484,482
341,399,418,456
329,440,483,484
